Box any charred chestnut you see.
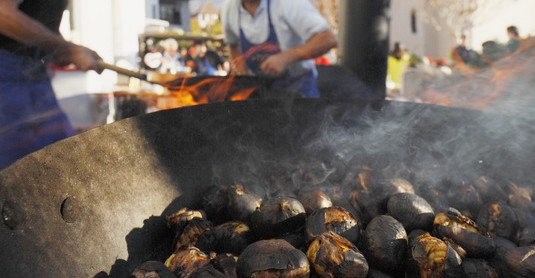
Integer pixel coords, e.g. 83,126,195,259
201,186,229,224
236,239,310,278
189,265,227,278
447,184,483,219
489,237,519,278
512,208,535,246
305,206,360,243
471,176,508,204
346,166,383,221
383,178,415,196
306,231,368,278
501,244,535,277
165,246,211,278
387,193,435,232
461,258,499,278
406,231,464,278
364,215,408,275
227,185,261,222
251,196,306,239
366,269,394,278
173,218,213,251
433,208,496,258
211,253,238,278
128,261,176,278
196,221,254,255
167,208,206,234
297,189,332,214
407,232,448,277
477,201,518,240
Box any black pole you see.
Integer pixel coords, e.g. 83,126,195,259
339,0,391,101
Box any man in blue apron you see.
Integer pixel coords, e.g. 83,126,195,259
0,0,102,169
221,0,337,98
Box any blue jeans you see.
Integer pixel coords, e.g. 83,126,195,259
0,49,75,169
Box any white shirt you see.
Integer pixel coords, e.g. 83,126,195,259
221,0,330,76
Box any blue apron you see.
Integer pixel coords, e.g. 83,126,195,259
0,49,75,169
239,0,319,98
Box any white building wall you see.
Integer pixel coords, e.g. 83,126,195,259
470,0,535,51
112,0,147,65
390,0,535,59
389,0,455,59
146,0,160,19
68,0,116,93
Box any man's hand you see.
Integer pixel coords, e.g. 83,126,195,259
53,42,103,73
259,51,294,76
0,1,103,73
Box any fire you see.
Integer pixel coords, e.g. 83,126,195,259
159,75,257,109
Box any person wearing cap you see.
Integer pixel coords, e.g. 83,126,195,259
0,0,102,169
221,0,337,98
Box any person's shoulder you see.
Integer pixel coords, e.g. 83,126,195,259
273,0,309,8
221,0,239,14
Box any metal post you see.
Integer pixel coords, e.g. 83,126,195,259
339,0,391,101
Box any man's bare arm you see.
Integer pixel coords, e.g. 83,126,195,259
260,29,337,76
0,0,101,72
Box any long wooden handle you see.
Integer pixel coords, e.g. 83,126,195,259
97,60,148,81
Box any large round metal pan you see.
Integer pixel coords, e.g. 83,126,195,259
1,99,534,277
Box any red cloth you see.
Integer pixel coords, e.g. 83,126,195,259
315,56,331,66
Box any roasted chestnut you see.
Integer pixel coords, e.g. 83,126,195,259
406,231,463,278
236,239,310,278
461,258,499,278
297,189,332,214
489,237,520,278
501,244,535,277
196,221,254,255
128,261,175,278
477,201,518,241
306,231,368,278
407,232,448,277
382,178,416,196
173,218,213,251
211,253,238,278
387,193,435,232
227,185,262,223
366,269,394,278
364,215,408,275
167,208,206,234
165,246,211,278
447,184,483,219
347,167,385,222
433,208,496,258
471,176,508,204
512,208,535,246
251,196,306,239
305,206,360,243
189,265,227,278
201,186,229,224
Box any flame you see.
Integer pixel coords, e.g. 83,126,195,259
159,75,258,109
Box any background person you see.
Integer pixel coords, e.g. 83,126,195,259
0,0,102,169
221,0,337,98
159,38,186,74
506,25,521,53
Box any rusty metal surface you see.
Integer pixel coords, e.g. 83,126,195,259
1,99,534,277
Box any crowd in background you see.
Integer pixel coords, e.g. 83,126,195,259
144,38,229,76
386,25,528,99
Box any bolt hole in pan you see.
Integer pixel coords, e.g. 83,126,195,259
1,99,535,277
